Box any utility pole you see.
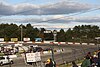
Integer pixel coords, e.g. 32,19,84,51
58,43,65,64
95,37,100,50
52,30,57,67
52,30,57,61
50,42,55,62
21,25,23,43
53,30,57,42
44,30,57,67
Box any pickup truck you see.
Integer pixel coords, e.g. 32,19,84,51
0,56,13,66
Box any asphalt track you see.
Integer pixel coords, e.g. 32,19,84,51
1,44,98,67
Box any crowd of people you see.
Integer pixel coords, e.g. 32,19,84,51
44,49,100,67
0,46,19,55
72,49,100,67
81,49,100,67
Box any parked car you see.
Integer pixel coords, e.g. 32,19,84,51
28,45,43,52
0,56,13,66
43,48,52,51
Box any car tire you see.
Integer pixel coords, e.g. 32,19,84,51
0,62,3,66
10,61,14,64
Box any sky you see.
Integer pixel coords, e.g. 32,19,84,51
0,0,100,31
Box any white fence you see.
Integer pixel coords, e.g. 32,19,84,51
0,41,97,46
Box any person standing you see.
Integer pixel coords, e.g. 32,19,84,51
45,58,53,67
97,49,100,67
81,56,91,67
72,61,78,67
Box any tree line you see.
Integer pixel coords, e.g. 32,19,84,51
0,23,100,43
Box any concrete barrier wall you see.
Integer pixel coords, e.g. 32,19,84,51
75,42,80,45
82,43,88,45
44,41,51,43
89,43,95,45
59,42,66,44
67,42,73,44
0,41,97,46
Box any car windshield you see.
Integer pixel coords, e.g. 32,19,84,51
0,57,5,60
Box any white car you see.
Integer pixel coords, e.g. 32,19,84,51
0,56,13,66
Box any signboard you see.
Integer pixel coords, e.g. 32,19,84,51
23,38,30,41
26,53,35,62
26,52,41,62
11,38,18,42
44,30,52,33
35,52,41,61
0,38,4,41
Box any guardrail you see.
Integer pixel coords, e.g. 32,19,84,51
0,41,96,46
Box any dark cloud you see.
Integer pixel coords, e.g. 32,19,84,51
40,2,92,15
74,17,100,23
0,1,92,15
0,2,15,15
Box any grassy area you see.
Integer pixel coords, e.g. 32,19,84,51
59,63,73,67
58,59,84,67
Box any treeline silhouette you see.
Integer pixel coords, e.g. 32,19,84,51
0,23,100,43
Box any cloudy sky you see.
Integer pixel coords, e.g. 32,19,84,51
0,0,100,31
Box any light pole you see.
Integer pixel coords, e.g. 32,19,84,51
95,37,100,50
53,30,57,42
18,46,27,65
52,30,57,61
44,30,57,67
58,43,65,64
50,42,55,61
52,30,57,67
20,25,23,43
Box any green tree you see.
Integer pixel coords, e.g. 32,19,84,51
72,25,100,43
65,28,73,41
25,24,36,41
38,28,45,40
57,29,65,42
